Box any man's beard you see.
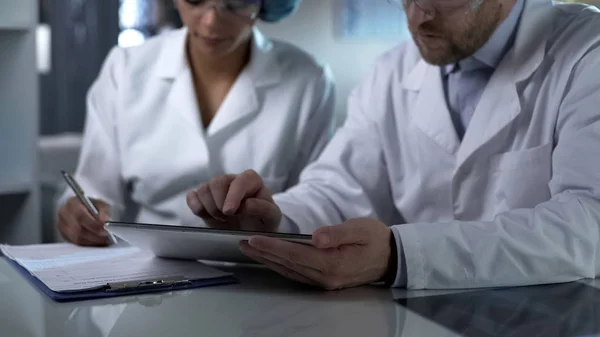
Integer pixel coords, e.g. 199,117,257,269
412,2,504,66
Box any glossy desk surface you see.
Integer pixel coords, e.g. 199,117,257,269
1,259,599,337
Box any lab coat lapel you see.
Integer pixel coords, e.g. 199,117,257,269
455,59,521,168
206,28,280,137
206,71,259,137
403,60,460,155
167,69,204,134
154,28,204,134
455,0,555,169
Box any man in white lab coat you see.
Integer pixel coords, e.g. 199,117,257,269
187,0,600,290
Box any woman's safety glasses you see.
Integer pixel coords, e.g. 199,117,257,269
184,0,262,20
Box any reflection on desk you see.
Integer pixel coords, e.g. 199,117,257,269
396,281,600,337
65,286,398,337
237,291,395,337
2,257,599,337
1,260,403,337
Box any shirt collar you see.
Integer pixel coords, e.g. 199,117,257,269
443,0,525,75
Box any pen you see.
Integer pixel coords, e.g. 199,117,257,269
61,170,118,245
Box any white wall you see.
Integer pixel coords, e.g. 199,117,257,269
257,0,410,126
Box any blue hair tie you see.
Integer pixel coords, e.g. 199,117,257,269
258,0,302,22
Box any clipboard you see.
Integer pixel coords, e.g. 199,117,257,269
3,257,237,302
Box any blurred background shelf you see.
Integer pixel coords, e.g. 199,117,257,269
0,0,35,30
0,178,33,196
0,0,40,244
0,23,30,30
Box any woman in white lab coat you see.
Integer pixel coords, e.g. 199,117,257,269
57,0,335,246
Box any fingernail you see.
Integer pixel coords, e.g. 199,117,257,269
316,235,330,247
248,236,260,248
190,192,201,213
239,241,253,255
222,202,235,215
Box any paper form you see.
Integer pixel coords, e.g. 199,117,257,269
1,243,232,292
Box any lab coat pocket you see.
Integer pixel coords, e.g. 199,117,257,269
490,143,553,209
262,176,288,194
490,143,553,173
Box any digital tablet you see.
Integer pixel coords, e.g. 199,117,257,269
104,221,313,263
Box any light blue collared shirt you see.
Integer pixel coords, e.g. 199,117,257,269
441,0,525,140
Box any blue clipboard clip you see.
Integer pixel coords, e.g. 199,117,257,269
106,275,191,292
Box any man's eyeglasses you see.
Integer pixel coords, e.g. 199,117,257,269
183,0,262,20
389,0,431,13
388,0,473,15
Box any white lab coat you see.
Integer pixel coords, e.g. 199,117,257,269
60,27,335,226
274,0,600,289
